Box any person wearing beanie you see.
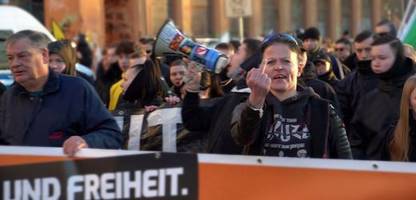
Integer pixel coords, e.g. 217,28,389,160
313,50,339,90
302,27,350,80
350,35,415,160
302,27,321,55
298,47,342,117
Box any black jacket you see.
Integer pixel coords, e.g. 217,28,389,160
318,69,339,90
0,71,122,148
230,86,352,159
343,53,357,71
335,60,379,135
308,49,350,79
350,57,415,160
0,81,6,97
299,61,341,116
329,52,352,79
95,62,122,106
77,70,95,87
182,88,249,154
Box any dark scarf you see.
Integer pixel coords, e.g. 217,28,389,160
356,60,374,76
318,69,338,84
377,57,415,93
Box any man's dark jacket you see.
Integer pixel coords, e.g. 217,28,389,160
0,71,122,148
335,60,379,135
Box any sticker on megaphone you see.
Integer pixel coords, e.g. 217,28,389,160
154,20,229,74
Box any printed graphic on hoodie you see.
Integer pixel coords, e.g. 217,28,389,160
264,114,311,157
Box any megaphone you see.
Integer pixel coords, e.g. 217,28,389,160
153,19,228,74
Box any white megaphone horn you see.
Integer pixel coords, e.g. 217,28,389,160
153,19,229,74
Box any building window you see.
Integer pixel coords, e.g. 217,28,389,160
291,0,304,32
262,0,276,34
317,0,327,37
382,0,406,27
192,0,210,37
361,0,372,30
105,0,134,44
341,0,351,37
151,0,168,35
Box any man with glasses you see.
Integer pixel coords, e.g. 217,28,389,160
334,38,353,68
0,30,122,156
230,33,351,159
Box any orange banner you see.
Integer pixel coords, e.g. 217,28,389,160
0,146,416,200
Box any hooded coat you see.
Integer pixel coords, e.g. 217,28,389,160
350,57,415,160
335,60,379,135
299,61,341,116
230,86,352,158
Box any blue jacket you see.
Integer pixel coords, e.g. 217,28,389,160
0,71,122,149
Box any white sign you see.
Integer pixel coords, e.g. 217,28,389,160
225,0,252,18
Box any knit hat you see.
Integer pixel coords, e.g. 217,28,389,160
302,27,321,41
313,50,331,63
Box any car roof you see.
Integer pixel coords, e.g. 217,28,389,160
0,5,55,41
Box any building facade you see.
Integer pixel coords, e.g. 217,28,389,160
2,0,407,47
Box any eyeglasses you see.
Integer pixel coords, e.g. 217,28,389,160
335,48,345,52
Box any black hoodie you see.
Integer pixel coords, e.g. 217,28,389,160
343,53,357,71
335,60,379,135
318,68,339,89
299,62,341,116
350,57,415,160
95,62,122,106
231,86,352,158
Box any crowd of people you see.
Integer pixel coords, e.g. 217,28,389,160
1,18,416,162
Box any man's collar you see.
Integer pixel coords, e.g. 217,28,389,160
14,70,60,96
